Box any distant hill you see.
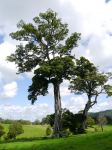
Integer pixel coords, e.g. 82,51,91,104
89,109,112,124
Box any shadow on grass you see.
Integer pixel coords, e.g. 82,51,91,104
0,136,52,144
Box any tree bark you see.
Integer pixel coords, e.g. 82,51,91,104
53,83,62,138
101,124,103,132
79,100,91,132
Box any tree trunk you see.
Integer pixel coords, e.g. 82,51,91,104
101,125,103,132
53,83,62,138
79,100,91,132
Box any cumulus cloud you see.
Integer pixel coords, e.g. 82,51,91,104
62,95,87,113
0,42,18,82
91,99,112,112
0,81,18,99
0,41,20,100
62,95,112,114
71,0,112,69
0,103,53,121
0,0,112,119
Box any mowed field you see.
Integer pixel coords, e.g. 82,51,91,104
0,124,112,150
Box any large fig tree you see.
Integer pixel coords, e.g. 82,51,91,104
7,9,80,137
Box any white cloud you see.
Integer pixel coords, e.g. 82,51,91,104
62,95,87,113
0,41,20,100
0,81,18,99
62,94,112,114
0,0,112,118
0,41,18,82
91,99,112,112
0,103,53,121
49,80,71,97
0,96,111,121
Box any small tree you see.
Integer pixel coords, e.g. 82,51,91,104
69,57,112,131
7,9,80,137
97,116,107,132
46,125,52,136
0,124,5,139
86,116,95,128
7,122,24,139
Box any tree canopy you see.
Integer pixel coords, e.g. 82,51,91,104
7,9,81,137
70,57,112,106
69,57,112,131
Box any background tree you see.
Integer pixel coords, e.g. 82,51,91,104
41,114,55,126
86,116,95,128
43,109,85,134
0,124,5,139
7,9,80,137
97,116,107,132
69,57,112,131
7,122,24,140
33,119,40,125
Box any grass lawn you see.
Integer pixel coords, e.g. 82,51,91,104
0,125,112,150
2,124,47,139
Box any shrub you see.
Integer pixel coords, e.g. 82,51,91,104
0,124,5,139
97,116,107,132
6,122,24,139
46,125,52,136
86,116,95,127
62,129,71,137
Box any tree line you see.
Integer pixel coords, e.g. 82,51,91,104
40,109,109,135
0,118,31,125
7,9,112,138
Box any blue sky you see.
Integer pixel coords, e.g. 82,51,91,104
0,35,4,44
0,0,112,121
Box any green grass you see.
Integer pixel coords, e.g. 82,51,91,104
0,125,112,150
2,124,47,139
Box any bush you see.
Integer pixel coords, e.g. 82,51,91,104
97,116,107,132
62,129,71,137
0,124,5,139
86,116,95,127
6,122,24,140
46,125,52,136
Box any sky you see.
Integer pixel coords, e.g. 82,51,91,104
0,0,112,121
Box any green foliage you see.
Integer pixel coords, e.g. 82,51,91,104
33,119,40,125
70,57,108,96
62,129,71,137
41,114,54,126
7,9,81,137
0,119,31,125
0,124,5,139
89,110,112,125
43,109,85,134
86,116,95,127
97,116,108,125
69,57,112,119
46,125,52,136
97,116,108,132
7,122,24,139
62,109,85,134
17,120,32,125
7,9,80,104
28,53,76,104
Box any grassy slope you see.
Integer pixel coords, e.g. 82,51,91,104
0,125,112,150
3,124,47,138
